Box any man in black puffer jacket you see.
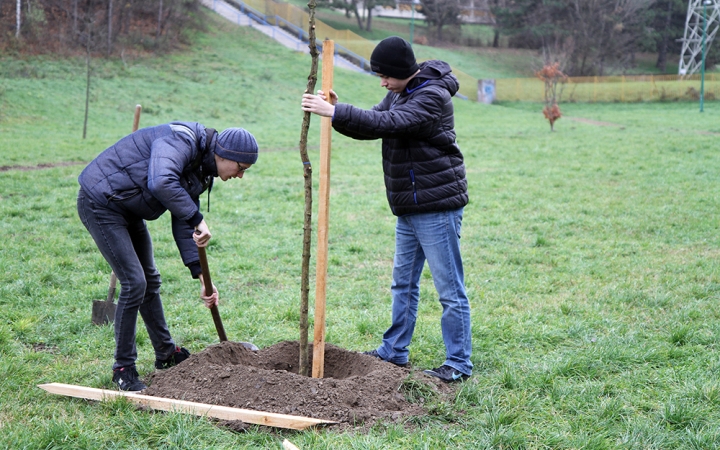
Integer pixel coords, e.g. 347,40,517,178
302,36,472,382
77,122,258,391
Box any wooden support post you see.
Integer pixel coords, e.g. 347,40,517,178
132,104,142,131
312,40,334,379
38,383,334,430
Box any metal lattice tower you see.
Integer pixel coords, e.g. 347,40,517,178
679,0,720,77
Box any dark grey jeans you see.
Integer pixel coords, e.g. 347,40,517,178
77,188,176,369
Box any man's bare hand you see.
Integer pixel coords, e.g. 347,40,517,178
301,89,338,117
193,220,211,247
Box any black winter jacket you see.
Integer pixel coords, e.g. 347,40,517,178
78,122,216,275
331,60,468,216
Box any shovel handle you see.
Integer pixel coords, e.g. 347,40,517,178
197,244,228,342
106,272,118,303
132,105,142,132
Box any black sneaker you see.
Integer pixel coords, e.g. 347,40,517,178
155,346,191,370
362,349,409,368
112,365,147,391
423,365,470,383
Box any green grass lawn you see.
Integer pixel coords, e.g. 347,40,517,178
2,9,720,449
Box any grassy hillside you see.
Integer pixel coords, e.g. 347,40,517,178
0,14,379,165
2,5,720,449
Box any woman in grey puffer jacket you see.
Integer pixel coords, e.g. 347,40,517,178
77,122,258,391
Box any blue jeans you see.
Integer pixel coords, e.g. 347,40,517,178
77,188,177,370
376,208,473,375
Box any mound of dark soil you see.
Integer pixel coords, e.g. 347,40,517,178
144,340,448,430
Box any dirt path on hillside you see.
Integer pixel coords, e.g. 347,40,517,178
0,161,85,172
564,117,623,127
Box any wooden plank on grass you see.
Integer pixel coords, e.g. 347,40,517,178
38,383,334,430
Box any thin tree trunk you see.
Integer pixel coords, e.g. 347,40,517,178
15,0,20,38
73,0,78,35
365,6,372,31
656,0,672,71
122,0,132,35
83,25,92,139
156,0,163,39
352,0,363,30
298,0,320,378
160,0,175,38
107,0,113,57
118,0,124,34
493,28,499,47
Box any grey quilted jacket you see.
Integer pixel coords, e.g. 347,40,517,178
78,121,216,273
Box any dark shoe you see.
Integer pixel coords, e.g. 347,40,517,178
112,365,147,391
423,365,470,383
155,346,191,370
362,349,409,368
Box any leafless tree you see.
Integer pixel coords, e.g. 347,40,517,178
490,0,507,47
156,0,163,38
419,0,462,41
568,0,654,75
107,0,113,56
494,0,655,76
16,0,21,37
321,0,393,31
1,0,204,55
298,0,320,378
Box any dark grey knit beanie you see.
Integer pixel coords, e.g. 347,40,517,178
215,128,258,164
370,36,419,79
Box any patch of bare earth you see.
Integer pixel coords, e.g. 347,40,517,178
565,117,623,127
144,341,451,432
0,162,84,172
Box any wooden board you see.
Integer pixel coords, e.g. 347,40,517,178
38,383,335,430
312,39,335,379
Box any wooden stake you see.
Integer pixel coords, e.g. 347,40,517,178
283,440,301,450
312,40,334,379
38,383,334,430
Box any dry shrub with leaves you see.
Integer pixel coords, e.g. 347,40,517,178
536,63,568,131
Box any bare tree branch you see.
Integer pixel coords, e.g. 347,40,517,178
298,0,320,378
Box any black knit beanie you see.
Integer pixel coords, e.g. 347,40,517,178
214,128,258,164
370,36,419,79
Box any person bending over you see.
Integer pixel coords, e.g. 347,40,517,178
77,122,258,391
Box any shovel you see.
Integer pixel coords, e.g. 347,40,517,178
91,105,143,326
197,241,258,351
91,272,117,325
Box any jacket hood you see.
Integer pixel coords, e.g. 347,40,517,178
405,60,458,97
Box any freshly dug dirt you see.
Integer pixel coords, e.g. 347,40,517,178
144,340,448,431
